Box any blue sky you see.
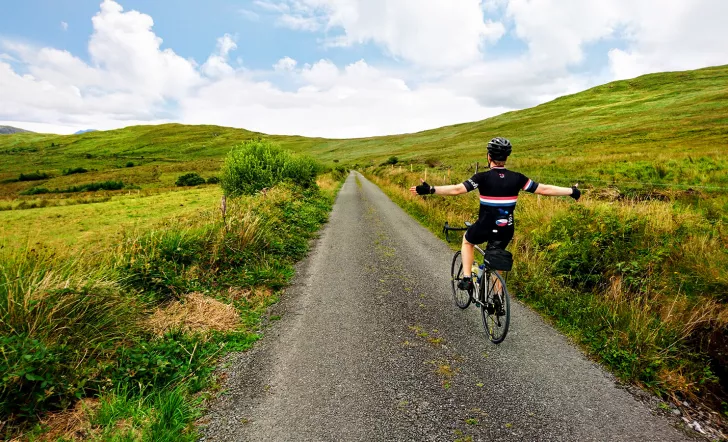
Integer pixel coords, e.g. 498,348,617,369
0,1,387,73
1,0,726,136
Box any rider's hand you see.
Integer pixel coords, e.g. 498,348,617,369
414,180,435,196
570,183,581,201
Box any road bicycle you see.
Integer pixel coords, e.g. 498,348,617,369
443,222,511,344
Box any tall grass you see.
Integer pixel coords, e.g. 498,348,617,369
0,250,142,420
365,166,728,409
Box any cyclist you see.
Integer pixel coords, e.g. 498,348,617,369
409,137,580,292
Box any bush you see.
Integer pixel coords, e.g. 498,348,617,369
386,156,398,165
332,165,349,181
20,187,50,196
206,176,220,184
126,161,135,168
62,167,88,176
220,139,320,197
175,173,206,187
18,171,50,181
21,181,124,195
531,205,682,294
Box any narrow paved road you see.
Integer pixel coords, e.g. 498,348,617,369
201,172,693,442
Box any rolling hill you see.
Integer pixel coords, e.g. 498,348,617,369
0,126,32,135
0,64,726,196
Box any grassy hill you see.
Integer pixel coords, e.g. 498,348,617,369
1,64,726,196
0,126,32,135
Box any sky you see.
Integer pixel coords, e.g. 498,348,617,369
0,0,727,137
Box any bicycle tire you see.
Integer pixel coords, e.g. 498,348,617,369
450,251,471,309
480,269,510,344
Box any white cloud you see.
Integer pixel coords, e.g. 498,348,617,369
87,0,200,98
607,0,728,79
501,0,728,77
253,0,290,13
261,0,504,69
277,14,322,31
61,21,69,31
180,59,499,138
201,34,238,78
505,0,624,67
273,56,297,71
0,0,201,130
300,59,339,88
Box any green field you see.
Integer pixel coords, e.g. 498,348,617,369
1,64,727,437
0,186,220,251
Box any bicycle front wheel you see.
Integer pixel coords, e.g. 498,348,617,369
480,270,510,344
450,251,471,309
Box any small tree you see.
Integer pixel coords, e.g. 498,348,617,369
220,139,319,197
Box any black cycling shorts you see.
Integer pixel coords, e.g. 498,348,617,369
464,222,512,250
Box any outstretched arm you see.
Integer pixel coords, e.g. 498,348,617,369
409,180,468,196
534,183,580,199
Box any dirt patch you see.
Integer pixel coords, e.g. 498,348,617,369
226,286,275,308
146,292,240,336
22,398,100,442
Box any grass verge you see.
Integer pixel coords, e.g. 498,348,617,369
1,174,342,441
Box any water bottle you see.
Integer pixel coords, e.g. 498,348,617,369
477,264,485,282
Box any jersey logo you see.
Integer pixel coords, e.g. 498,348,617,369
499,173,505,178
496,219,509,226
467,179,478,189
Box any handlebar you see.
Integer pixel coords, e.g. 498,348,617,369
443,221,472,242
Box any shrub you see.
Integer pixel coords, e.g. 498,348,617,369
332,165,349,181
20,187,50,196
62,167,88,176
125,161,135,168
531,205,684,294
206,176,220,184
386,156,399,165
20,181,124,195
72,181,124,192
220,139,320,197
175,173,206,187
18,171,50,181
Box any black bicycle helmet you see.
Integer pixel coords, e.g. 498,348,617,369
487,137,512,161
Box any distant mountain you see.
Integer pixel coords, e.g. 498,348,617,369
74,129,98,135
0,126,33,135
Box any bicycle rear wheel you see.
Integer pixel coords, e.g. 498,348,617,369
480,269,510,344
450,251,471,309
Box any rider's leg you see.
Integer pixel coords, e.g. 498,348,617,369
461,234,475,277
